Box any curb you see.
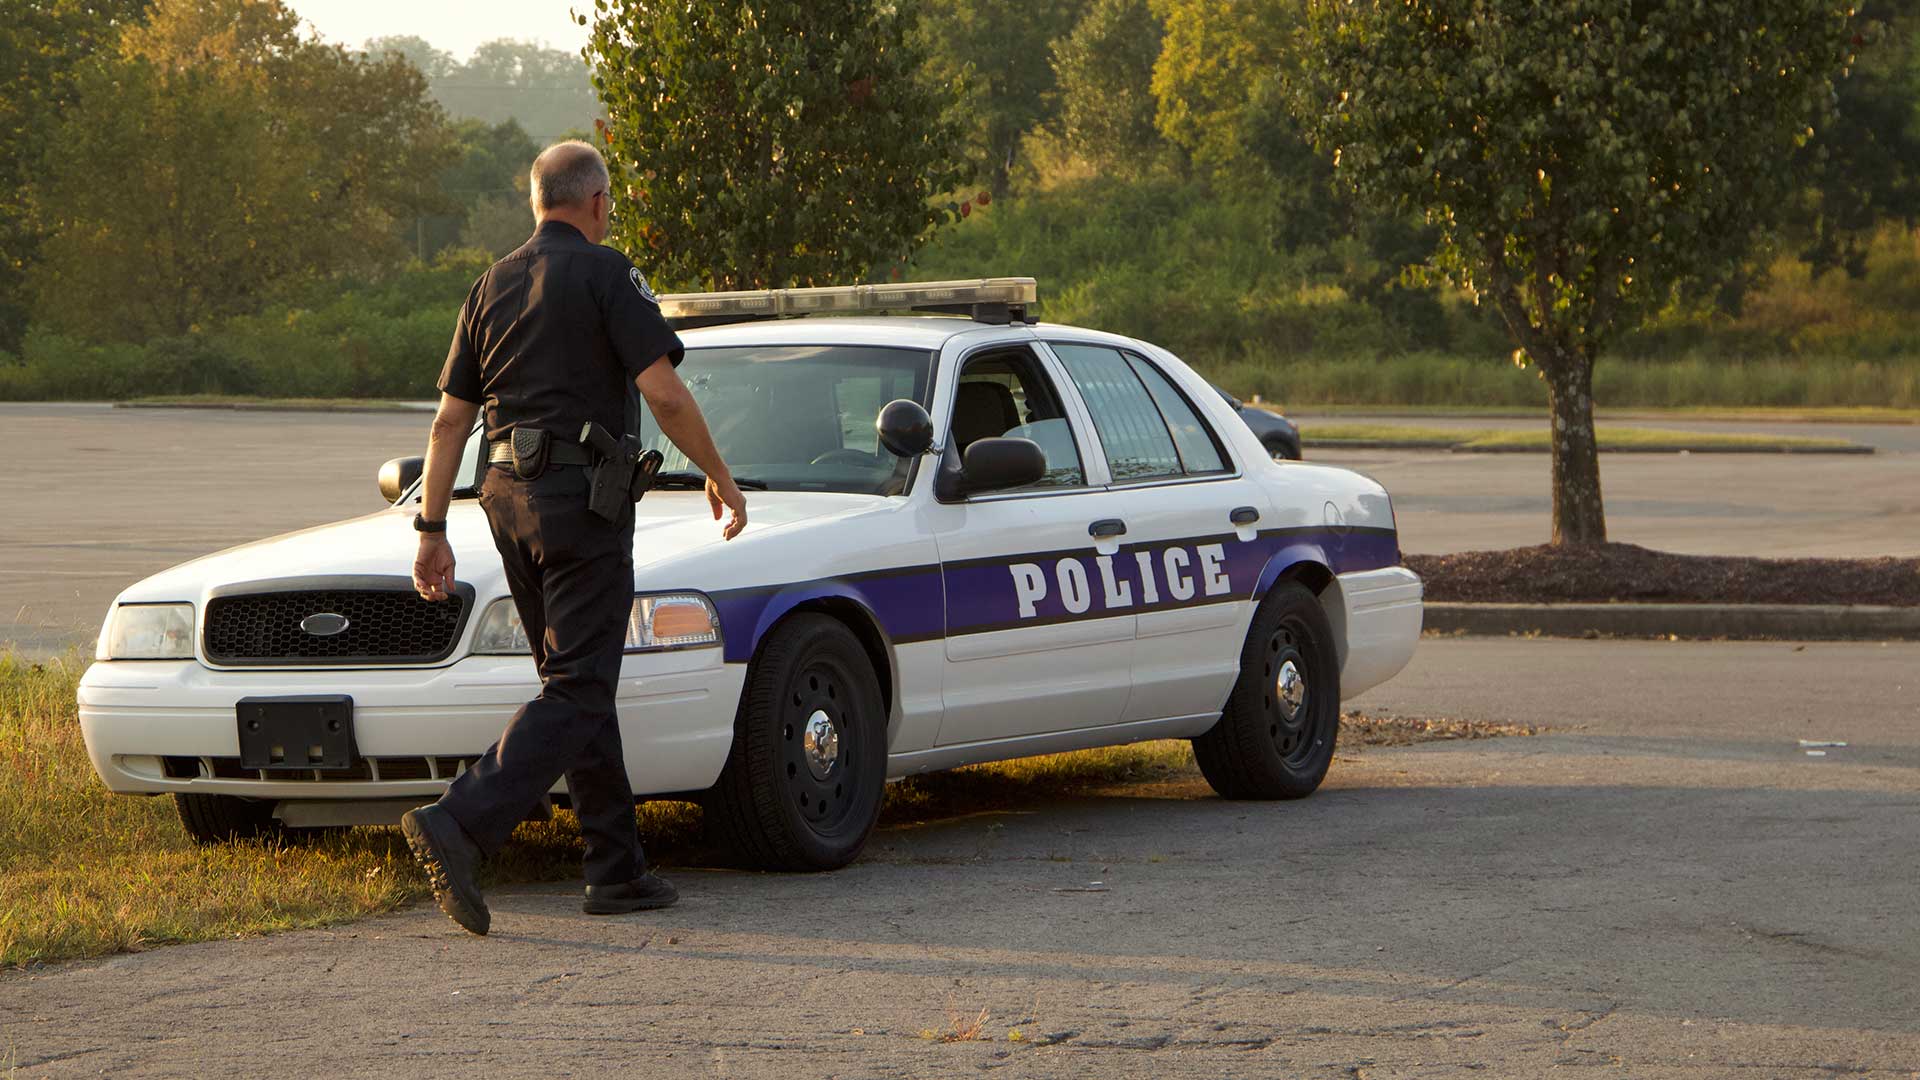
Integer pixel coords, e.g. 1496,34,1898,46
115,401,436,414
1424,602,1920,641
1307,439,1873,455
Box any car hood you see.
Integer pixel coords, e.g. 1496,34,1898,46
115,490,884,604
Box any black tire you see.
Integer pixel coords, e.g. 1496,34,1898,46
174,793,281,844
1265,435,1301,461
1192,581,1340,799
704,614,888,871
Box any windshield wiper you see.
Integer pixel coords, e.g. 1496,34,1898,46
652,471,769,491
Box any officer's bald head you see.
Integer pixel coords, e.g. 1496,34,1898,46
530,141,610,213
530,141,613,241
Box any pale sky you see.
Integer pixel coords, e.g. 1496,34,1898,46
287,0,590,60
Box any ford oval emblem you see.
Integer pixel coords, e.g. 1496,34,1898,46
299,612,351,637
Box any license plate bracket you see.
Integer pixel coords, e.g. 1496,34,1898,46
236,696,356,770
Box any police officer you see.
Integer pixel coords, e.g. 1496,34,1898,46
400,141,747,936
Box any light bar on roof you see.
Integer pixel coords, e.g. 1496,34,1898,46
657,277,1037,324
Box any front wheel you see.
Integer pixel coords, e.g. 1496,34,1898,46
1192,581,1341,799
175,793,279,843
703,614,888,871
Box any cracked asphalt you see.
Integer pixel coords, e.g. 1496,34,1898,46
5,637,1917,1078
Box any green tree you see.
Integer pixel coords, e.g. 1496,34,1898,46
366,35,593,143
1788,3,1920,278
0,0,151,353
362,34,457,80
1053,0,1167,170
409,118,540,259
919,0,1090,194
1150,0,1301,176
585,0,967,290
1292,0,1856,545
28,0,453,341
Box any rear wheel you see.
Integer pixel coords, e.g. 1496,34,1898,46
704,614,887,871
1265,434,1301,461
1192,581,1340,799
174,793,279,844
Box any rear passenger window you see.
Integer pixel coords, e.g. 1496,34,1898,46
1051,344,1182,480
1051,344,1228,481
1125,354,1227,474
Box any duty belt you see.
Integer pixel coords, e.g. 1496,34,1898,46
487,440,595,467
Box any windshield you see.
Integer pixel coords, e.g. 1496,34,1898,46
638,344,934,496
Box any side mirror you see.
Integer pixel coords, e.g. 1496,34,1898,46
936,437,1046,500
378,456,424,503
875,399,934,457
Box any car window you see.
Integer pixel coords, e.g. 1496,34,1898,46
1127,354,1228,474
1050,343,1183,481
953,349,1085,489
637,345,933,495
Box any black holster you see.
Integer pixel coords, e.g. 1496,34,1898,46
578,422,664,523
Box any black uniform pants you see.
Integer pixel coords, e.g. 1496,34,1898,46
438,463,643,886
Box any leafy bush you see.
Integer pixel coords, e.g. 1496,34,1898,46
910,177,1920,408
0,253,487,401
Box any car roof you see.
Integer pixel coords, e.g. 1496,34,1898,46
677,315,1146,354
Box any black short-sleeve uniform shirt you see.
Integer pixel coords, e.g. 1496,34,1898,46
438,220,684,443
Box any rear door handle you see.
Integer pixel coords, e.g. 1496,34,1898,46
1089,518,1127,539
1230,506,1260,526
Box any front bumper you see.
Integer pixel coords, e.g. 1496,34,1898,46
78,649,745,800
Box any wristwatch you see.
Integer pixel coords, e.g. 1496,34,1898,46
413,513,447,534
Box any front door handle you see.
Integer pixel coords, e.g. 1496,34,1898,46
1089,518,1127,540
1230,506,1260,526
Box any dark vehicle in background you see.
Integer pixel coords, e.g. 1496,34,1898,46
1213,385,1301,460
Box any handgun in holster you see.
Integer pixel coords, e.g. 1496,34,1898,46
578,421,665,523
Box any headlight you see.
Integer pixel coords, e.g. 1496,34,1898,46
626,593,722,650
470,593,721,655
102,603,196,660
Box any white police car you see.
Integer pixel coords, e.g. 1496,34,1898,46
78,279,1422,870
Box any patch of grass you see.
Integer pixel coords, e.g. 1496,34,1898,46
0,652,614,967
121,396,432,411
1272,403,1920,424
1300,423,1858,452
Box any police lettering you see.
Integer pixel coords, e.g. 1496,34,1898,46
1006,542,1235,620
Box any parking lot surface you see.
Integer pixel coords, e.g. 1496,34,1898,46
4,404,1916,654
3,636,1915,1078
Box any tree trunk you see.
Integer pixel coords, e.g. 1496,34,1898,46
1541,350,1607,546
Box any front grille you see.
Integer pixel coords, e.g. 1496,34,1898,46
200,756,475,782
203,578,471,665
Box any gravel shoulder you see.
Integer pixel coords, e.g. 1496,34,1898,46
6,638,1915,1078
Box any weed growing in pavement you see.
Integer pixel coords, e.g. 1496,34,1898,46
923,1007,991,1043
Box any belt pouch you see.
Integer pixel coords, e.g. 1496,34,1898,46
510,427,550,480
630,447,664,503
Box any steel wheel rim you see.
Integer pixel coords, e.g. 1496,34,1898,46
1262,615,1328,768
780,655,861,835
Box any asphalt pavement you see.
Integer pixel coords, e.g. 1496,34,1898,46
4,403,1916,654
4,636,1915,1077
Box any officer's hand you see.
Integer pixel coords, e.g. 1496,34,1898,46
413,534,457,601
707,476,747,541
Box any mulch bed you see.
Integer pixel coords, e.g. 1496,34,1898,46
1405,543,1920,607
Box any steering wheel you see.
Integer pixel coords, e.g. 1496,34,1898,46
809,449,883,467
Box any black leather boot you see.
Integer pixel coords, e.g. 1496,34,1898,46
401,804,491,936
583,871,679,914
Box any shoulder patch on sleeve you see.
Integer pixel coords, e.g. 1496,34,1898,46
629,266,659,306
